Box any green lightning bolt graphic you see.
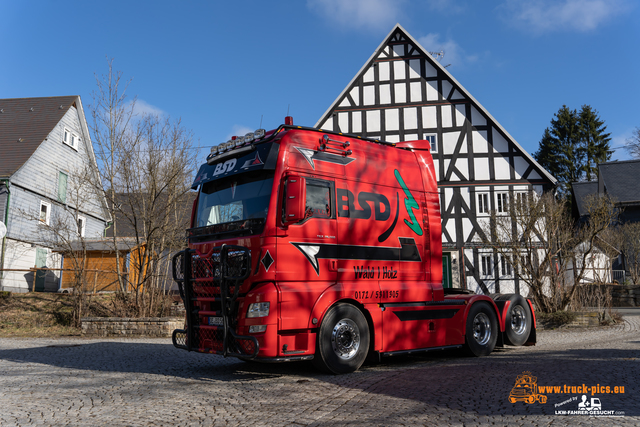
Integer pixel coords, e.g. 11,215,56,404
394,169,423,236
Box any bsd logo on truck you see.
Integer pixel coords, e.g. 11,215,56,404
213,159,237,176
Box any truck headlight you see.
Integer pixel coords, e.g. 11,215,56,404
249,325,267,333
247,302,270,318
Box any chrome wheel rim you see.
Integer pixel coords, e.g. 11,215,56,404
511,305,527,335
473,312,491,345
331,318,360,360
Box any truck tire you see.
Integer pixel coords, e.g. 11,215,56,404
313,303,370,374
496,294,532,346
464,302,498,357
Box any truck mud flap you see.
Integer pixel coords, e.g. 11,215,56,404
171,245,259,359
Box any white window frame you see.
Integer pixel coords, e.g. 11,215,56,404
480,254,493,277
39,201,51,225
425,134,437,153
477,192,489,215
496,192,509,214
515,191,530,213
77,216,86,237
62,127,79,151
500,254,513,277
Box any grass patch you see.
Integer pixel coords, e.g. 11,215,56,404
0,293,112,337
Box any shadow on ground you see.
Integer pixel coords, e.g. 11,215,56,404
0,339,638,417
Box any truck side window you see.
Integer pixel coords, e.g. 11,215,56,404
305,180,333,220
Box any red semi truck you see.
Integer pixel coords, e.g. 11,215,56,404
172,118,536,374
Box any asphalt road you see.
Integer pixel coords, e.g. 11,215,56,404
0,318,639,426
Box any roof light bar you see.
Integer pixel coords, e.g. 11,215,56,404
208,126,270,162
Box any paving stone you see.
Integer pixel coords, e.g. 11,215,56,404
0,318,639,425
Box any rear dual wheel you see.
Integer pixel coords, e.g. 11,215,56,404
495,294,532,346
313,303,370,374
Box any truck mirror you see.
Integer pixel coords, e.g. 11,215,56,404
285,176,306,223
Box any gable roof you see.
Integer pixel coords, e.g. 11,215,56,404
571,181,598,217
0,96,80,178
599,159,640,205
315,23,556,185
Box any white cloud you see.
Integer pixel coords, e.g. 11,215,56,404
307,0,407,30
498,0,630,34
417,33,478,68
130,99,165,117
226,125,254,141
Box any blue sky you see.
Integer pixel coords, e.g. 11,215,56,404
1,0,638,163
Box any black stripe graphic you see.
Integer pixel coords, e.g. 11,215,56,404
291,237,421,275
392,308,460,321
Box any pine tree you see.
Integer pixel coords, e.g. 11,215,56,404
578,105,611,181
534,105,612,195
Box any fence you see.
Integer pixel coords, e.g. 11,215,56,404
612,270,626,284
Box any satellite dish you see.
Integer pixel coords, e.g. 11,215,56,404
0,221,6,239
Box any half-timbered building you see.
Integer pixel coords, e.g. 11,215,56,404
316,24,556,295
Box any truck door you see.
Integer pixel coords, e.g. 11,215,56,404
278,176,337,330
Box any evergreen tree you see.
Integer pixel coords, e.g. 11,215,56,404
534,104,612,195
578,105,611,181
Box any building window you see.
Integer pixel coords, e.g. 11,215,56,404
477,192,489,214
58,172,68,203
425,134,437,152
496,192,508,213
500,255,513,277
481,254,492,277
39,201,51,225
63,127,79,150
519,254,533,276
515,192,530,212
77,216,86,237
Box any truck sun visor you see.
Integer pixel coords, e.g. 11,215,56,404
192,143,279,189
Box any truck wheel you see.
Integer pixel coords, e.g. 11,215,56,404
497,294,532,346
538,395,547,404
313,303,369,374
464,302,497,357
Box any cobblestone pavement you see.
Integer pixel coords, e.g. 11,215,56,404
1,318,639,426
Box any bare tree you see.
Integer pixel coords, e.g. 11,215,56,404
619,222,640,284
624,127,640,159
89,59,197,317
481,192,617,313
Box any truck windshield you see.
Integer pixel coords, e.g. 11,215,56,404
196,172,274,227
